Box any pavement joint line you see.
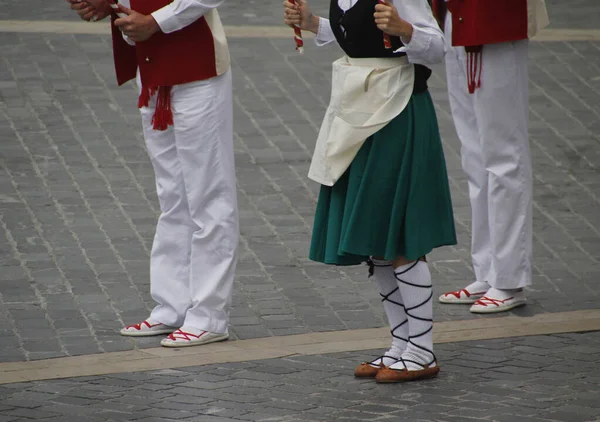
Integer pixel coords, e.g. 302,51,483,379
0,21,600,41
0,308,599,385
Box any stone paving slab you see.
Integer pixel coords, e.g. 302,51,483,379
0,332,599,421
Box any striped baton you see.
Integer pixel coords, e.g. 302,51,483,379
290,0,304,54
378,0,392,49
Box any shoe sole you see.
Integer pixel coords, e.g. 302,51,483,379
470,301,526,314
376,367,440,383
120,329,176,337
439,296,481,304
161,334,229,348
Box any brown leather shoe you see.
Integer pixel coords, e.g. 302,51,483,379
354,362,381,378
354,355,401,378
376,363,440,383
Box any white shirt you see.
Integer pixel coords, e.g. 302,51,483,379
316,0,446,66
118,0,223,34
118,0,222,45
151,0,224,33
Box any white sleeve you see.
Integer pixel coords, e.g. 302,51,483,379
151,0,223,34
392,0,446,66
314,17,336,46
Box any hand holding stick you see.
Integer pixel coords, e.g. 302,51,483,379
378,0,392,49
289,0,304,54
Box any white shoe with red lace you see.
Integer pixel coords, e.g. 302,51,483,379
439,281,489,304
160,328,229,348
120,319,178,337
470,287,526,313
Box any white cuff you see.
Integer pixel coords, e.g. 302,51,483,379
151,4,181,34
315,17,335,46
394,25,431,56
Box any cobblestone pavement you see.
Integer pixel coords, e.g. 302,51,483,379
0,332,599,422
0,0,599,368
1,1,600,421
1,1,600,362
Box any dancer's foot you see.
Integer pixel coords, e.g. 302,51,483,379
470,287,526,313
120,318,178,337
354,354,402,378
160,327,229,347
439,281,489,304
376,358,440,383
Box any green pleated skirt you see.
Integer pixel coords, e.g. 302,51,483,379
309,91,457,265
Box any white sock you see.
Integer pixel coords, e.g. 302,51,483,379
146,317,162,326
464,280,490,294
484,287,525,299
371,259,407,366
390,261,436,371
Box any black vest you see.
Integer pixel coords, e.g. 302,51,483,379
330,0,431,93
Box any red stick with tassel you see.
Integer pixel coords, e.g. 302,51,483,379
378,0,392,49
289,0,304,54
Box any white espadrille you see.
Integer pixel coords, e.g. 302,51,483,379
469,288,526,314
120,320,178,337
439,281,489,304
160,329,229,348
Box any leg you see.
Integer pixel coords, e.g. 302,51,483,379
377,257,439,383
439,13,491,305
143,104,196,327
355,258,408,378
469,40,531,313
474,40,532,290
121,92,196,336
165,69,238,339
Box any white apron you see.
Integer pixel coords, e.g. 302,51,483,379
308,55,415,186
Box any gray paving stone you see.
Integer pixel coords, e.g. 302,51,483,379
0,9,599,422
3,407,61,419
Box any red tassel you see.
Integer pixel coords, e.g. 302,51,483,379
137,86,157,108
465,45,483,94
151,86,173,131
138,86,150,108
137,85,173,131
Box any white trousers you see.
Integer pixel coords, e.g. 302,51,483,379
445,14,533,289
139,69,238,333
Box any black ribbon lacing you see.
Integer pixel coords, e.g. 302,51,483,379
393,261,437,369
380,285,409,346
367,257,409,352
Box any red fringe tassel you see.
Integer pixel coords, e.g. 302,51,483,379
465,45,483,94
137,85,173,131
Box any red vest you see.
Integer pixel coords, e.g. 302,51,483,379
432,0,532,94
110,0,223,130
433,0,529,47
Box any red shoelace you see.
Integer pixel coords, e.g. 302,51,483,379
474,296,514,307
126,321,160,331
166,330,206,341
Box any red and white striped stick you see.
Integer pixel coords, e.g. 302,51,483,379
290,0,304,54
378,0,392,49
